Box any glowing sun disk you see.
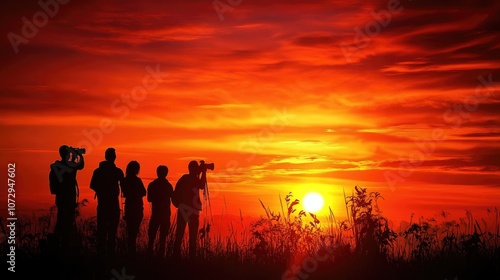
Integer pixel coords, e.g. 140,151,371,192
303,192,324,213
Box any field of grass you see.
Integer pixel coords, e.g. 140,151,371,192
1,186,499,280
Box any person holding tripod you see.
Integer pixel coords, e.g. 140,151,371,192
172,160,212,259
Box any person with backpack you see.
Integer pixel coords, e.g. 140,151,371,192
89,147,124,259
121,160,146,258
147,165,174,258
49,145,85,256
172,160,206,259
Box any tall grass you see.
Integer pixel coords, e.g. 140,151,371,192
1,186,499,279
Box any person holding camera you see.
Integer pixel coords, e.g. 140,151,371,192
172,160,208,259
49,145,85,255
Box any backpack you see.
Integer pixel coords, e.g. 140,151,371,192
49,163,61,195
171,175,187,208
49,160,74,195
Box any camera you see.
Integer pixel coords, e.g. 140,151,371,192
199,160,214,173
71,147,86,155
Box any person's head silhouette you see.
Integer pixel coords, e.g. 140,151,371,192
156,165,168,179
59,145,70,160
188,160,199,175
105,148,116,163
126,160,140,177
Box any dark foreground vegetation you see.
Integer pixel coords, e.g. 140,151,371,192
2,186,499,280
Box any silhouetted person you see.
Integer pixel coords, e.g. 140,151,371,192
172,160,206,259
90,147,124,259
49,145,85,255
121,160,146,257
147,165,174,257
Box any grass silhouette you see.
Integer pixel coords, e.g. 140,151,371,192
1,186,499,280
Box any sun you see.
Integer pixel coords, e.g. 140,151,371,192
303,192,324,213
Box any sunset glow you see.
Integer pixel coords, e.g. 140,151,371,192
303,192,324,213
2,1,500,279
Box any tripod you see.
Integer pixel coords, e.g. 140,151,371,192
203,177,214,227
201,173,214,256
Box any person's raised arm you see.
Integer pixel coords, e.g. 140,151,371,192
76,153,85,170
197,171,207,189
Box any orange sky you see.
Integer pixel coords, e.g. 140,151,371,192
1,0,499,227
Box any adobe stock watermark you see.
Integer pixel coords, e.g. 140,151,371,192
177,108,292,225
338,0,404,63
110,267,135,280
238,108,292,163
7,0,71,54
210,107,292,190
213,0,243,21
75,64,168,155
282,240,338,280
384,73,499,191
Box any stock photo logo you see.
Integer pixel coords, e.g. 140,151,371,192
7,0,71,54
